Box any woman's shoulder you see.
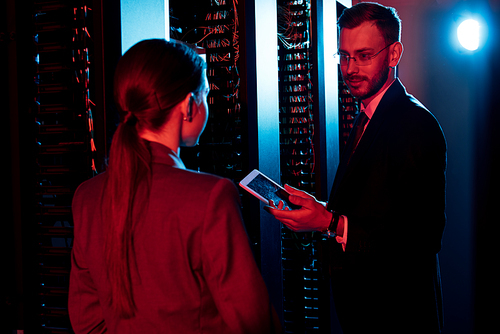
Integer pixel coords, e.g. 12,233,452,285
149,168,241,214
72,172,107,208
168,168,238,194
74,172,107,194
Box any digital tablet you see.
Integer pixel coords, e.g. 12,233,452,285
239,169,300,210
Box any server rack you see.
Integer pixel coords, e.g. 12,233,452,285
278,1,355,332
169,0,260,255
33,1,98,332
171,0,243,178
277,1,326,332
170,0,245,192
6,0,108,331
338,66,359,152
336,1,359,152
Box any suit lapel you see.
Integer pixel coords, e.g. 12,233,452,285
330,79,406,201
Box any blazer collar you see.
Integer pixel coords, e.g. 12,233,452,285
150,142,186,169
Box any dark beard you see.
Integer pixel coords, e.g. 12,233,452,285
345,60,390,102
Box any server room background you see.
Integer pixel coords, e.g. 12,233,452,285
3,0,498,333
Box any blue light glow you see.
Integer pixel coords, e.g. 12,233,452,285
457,19,480,51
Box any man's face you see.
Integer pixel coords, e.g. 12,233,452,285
339,21,391,104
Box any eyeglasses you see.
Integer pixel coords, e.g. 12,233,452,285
336,44,392,66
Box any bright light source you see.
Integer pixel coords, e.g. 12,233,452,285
457,19,480,51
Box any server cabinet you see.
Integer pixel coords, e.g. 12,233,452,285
7,0,111,332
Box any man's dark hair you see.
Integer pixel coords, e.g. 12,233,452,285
338,2,401,44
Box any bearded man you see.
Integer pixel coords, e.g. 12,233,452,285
267,3,447,333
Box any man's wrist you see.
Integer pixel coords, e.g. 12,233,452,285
322,211,340,238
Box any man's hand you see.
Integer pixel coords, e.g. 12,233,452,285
264,184,331,232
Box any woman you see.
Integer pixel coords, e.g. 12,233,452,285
69,39,281,333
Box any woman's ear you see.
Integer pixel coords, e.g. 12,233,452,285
180,92,194,122
389,41,404,68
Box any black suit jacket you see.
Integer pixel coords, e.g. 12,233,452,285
326,79,446,333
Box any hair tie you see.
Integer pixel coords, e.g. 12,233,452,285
123,111,137,126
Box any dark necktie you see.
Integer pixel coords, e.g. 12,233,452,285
346,111,369,164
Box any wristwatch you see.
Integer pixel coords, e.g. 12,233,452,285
322,211,340,238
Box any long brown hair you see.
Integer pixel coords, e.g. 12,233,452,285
103,39,206,318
